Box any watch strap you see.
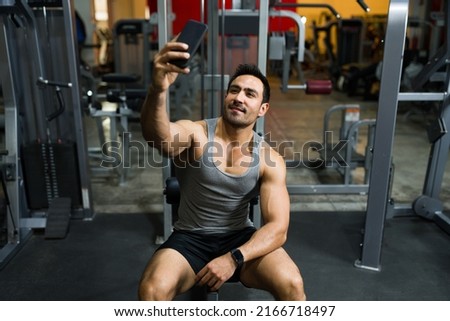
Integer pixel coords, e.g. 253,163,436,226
230,248,244,268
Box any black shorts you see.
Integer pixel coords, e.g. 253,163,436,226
157,227,257,282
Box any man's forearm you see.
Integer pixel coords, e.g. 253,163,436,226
239,222,287,263
140,85,171,148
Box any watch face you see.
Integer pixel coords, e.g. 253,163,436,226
231,249,244,267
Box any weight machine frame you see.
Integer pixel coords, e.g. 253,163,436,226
154,0,449,274
357,0,450,271
0,0,93,269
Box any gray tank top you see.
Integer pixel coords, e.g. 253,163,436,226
174,118,263,234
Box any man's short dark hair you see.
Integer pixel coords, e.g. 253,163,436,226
227,64,271,104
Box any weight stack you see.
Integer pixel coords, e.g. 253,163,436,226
21,141,82,210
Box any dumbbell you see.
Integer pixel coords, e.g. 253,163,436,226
283,79,333,95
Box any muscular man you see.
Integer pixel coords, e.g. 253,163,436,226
139,40,306,301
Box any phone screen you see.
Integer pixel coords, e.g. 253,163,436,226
170,20,208,68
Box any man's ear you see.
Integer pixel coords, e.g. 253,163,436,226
258,103,269,117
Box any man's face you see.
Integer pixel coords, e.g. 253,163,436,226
222,75,269,128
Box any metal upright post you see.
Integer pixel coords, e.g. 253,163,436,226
156,0,173,243
0,14,30,269
63,0,94,219
255,0,269,136
206,0,221,119
422,98,450,200
355,0,410,271
420,2,450,201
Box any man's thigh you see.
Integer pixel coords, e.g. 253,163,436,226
140,248,197,294
239,247,301,291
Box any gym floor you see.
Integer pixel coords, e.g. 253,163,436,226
0,74,449,300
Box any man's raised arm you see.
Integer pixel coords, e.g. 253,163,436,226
140,41,196,156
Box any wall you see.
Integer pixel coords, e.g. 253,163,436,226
108,0,147,28
295,0,390,18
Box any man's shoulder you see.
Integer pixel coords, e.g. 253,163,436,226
175,119,207,138
259,140,281,156
259,141,286,172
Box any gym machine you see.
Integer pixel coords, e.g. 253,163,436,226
272,1,368,87
308,104,376,186
155,0,376,240
270,1,338,90
106,16,201,116
357,0,450,271
0,0,93,269
153,0,448,277
267,1,376,194
113,19,155,89
84,14,205,186
83,19,153,186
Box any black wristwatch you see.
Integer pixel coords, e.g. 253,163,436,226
230,248,244,269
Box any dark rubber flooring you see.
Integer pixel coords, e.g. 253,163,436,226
0,211,449,300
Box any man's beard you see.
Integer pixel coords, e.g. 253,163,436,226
222,104,256,128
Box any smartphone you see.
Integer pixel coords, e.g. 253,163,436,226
170,19,208,68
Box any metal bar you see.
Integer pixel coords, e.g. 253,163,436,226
157,0,173,242
207,0,220,119
268,9,305,62
0,16,21,267
422,74,450,199
287,184,368,195
398,92,447,101
416,0,450,203
356,0,410,271
258,0,269,73
255,0,269,136
15,0,47,140
63,0,94,218
203,74,230,91
20,218,46,229
272,2,341,19
286,84,307,90
435,211,450,234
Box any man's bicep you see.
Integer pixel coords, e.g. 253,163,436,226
259,152,290,225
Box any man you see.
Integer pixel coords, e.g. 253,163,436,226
139,39,306,301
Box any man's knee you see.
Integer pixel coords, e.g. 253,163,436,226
138,248,196,300
138,278,175,301
277,272,306,301
290,274,307,301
